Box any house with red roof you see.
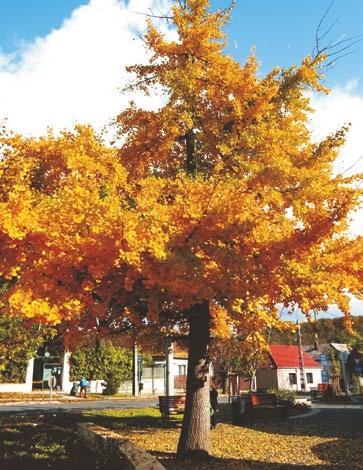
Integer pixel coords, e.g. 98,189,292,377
255,344,322,392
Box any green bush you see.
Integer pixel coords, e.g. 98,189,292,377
102,372,123,395
70,341,132,395
267,388,296,404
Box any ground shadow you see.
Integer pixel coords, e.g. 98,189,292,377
151,450,333,470
312,439,363,470
2,404,362,469
217,403,362,440
0,421,118,470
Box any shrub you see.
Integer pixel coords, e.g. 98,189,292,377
70,341,132,395
102,372,123,395
268,388,296,404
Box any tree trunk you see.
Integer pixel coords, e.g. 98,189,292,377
222,374,228,394
177,301,210,457
185,129,196,175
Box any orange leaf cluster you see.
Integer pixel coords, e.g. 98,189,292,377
0,1,362,344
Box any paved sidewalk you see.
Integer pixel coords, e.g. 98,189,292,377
0,395,231,414
0,398,158,414
1,394,361,415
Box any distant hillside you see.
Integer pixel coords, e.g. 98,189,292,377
269,316,363,346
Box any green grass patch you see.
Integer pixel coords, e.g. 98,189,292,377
82,407,182,430
0,420,116,470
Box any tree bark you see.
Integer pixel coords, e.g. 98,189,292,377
177,301,210,457
222,374,228,394
185,129,196,175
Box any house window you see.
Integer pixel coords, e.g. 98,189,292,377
289,373,297,385
306,372,313,384
178,365,186,376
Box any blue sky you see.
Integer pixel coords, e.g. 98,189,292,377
221,0,363,91
0,1,88,50
0,0,362,90
0,0,361,321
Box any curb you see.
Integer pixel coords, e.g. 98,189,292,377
289,408,322,420
77,422,166,470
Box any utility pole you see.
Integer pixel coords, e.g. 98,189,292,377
313,311,319,351
297,320,306,391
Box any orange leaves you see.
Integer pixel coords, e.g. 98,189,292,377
210,302,232,339
0,1,362,342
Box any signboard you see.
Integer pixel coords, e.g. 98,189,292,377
321,371,329,383
319,354,330,384
320,354,328,364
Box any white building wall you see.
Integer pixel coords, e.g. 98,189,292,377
304,368,322,390
277,368,322,391
0,353,188,395
0,358,34,393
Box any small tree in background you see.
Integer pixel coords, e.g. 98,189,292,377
70,341,132,395
0,314,55,383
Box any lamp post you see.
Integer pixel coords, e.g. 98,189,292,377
297,320,306,391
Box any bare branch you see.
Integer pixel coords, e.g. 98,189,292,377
312,0,362,71
128,9,173,20
336,155,363,177
314,0,335,56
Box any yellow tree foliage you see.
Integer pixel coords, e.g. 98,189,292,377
0,0,362,457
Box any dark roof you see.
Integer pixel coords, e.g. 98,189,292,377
269,344,321,369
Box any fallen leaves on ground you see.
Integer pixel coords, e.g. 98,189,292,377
104,408,362,469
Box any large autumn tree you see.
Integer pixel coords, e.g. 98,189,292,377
0,0,362,457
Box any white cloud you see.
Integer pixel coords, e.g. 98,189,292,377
1,0,362,181
311,81,363,177
0,2,361,230
311,82,363,237
0,0,172,135
311,84,363,316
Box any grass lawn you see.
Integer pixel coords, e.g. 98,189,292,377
0,418,120,470
1,404,361,469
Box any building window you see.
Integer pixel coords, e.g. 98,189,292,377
178,365,186,376
306,372,313,384
289,373,297,385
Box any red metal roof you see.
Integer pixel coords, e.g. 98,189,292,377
269,344,321,369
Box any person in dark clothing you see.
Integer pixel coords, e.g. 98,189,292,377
210,384,218,429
